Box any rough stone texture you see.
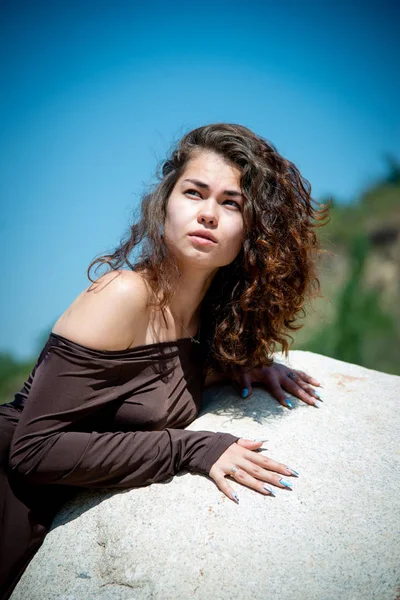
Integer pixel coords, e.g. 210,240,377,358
11,351,400,600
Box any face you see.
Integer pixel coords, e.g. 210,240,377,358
164,151,244,273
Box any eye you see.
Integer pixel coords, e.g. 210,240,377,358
223,199,241,210
185,189,201,197
185,189,241,210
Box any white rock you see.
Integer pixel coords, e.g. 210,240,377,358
11,351,400,600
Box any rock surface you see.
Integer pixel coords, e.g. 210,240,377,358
11,351,400,600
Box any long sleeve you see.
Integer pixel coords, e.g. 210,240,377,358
9,337,239,489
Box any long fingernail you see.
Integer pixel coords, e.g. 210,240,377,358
286,467,299,477
285,398,293,409
232,492,240,503
263,485,275,496
252,438,269,443
312,400,323,408
313,391,324,401
279,479,293,489
241,388,249,398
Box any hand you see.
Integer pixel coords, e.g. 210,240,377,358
233,362,322,408
209,438,299,503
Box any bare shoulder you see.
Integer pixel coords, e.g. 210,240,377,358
52,270,152,350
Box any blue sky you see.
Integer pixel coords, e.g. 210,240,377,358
1,0,399,360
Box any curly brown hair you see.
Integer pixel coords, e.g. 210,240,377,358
88,123,329,377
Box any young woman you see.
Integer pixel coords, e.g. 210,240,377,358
0,123,327,599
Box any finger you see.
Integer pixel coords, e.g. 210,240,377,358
213,473,240,503
237,371,253,399
288,378,323,401
303,384,324,401
228,463,293,493
295,369,322,387
241,450,299,478
283,379,318,406
266,380,293,409
236,439,267,449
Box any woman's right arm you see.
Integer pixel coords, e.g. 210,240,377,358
9,271,297,499
9,271,240,489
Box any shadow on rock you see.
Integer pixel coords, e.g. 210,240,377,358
200,384,292,425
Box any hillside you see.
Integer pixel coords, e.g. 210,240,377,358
293,163,400,375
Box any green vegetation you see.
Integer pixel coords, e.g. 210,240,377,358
294,156,400,375
0,353,35,405
0,329,50,405
296,234,400,375
1,159,399,404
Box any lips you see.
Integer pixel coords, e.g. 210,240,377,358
188,230,217,243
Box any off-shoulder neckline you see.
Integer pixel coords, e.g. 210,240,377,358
49,331,200,356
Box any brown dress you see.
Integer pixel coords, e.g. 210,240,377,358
0,332,239,599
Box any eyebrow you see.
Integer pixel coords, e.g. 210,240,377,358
182,178,243,198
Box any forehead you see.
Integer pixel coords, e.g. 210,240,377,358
181,151,241,187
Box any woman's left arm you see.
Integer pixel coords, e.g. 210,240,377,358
205,362,322,409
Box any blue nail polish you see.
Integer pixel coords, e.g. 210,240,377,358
285,398,293,409
263,485,275,497
314,391,323,401
287,467,299,477
279,479,293,489
241,388,249,398
232,492,240,503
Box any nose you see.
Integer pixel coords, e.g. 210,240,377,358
197,198,218,227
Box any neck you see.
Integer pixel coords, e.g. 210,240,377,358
169,266,218,329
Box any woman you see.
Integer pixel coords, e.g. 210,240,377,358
0,122,327,599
